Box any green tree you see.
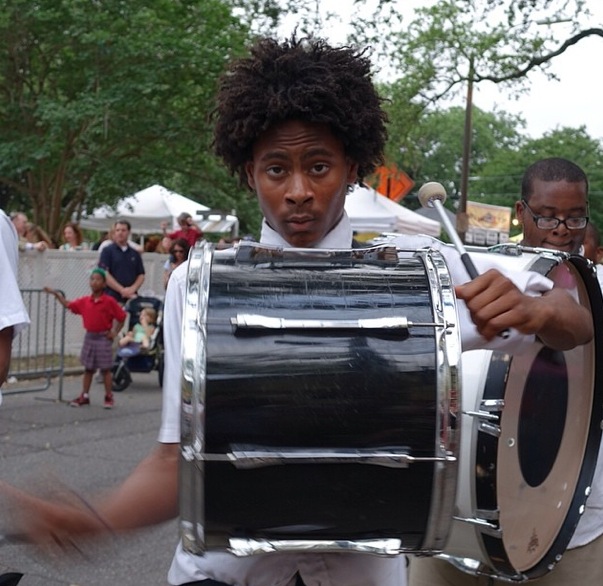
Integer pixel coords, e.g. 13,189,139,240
0,0,253,240
475,127,603,228
383,103,524,198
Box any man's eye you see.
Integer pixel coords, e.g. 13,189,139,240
312,163,329,174
266,166,284,176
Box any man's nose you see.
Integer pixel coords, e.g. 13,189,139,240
285,174,313,206
552,219,571,233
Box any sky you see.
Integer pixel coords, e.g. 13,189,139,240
473,26,603,139
279,0,603,140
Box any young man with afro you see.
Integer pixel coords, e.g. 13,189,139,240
3,37,593,586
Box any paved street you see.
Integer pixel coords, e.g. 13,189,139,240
0,371,178,586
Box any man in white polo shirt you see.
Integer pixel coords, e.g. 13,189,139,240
0,209,30,396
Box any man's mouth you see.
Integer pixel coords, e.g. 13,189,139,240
543,240,574,252
286,215,315,230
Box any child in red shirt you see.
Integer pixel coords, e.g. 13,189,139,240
44,268,126,409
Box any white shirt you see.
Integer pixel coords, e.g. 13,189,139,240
0,210,30,405
0,210,29,335
159,214,555,585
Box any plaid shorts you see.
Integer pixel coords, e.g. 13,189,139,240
80,332,113,371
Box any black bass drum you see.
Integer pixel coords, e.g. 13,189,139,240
179,241,461,556
442,248,603,582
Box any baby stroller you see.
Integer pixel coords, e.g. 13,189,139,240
111,296,164,392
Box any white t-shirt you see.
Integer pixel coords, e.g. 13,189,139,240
159,214,558,585
0,210,30,405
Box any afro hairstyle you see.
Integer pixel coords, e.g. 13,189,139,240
213,36,388,186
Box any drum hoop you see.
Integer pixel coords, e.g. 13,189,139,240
534,255,603,569
180,241,214,554
416,249,462,551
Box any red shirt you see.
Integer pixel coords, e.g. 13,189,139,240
68,294,126,333
166,227,203,248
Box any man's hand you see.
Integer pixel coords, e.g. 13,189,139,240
120,286,138,299
455,269,593,350
455,269,537,341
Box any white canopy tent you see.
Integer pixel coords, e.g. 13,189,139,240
345,185,441,237
79,184,239,236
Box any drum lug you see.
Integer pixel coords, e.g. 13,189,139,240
464,410,499,422
464,399,503,422
480,399,504,412
478,421,501,438
463,408,501,437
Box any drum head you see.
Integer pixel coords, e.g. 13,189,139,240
497,258,599,573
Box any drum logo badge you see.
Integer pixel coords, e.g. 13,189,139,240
527,528,540,554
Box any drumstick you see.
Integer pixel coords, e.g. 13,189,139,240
417,182,479,279
418,182,509,338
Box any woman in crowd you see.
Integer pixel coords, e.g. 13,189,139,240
59,222,88,251
163,238,190,289
25,223,55,249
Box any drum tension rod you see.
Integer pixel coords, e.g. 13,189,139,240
452,515,502,538
230,314,450,334
199,446,456,469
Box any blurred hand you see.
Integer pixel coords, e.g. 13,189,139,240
0,480,112,556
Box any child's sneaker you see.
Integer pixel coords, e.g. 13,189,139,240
70,394,90,407
104,394,114,409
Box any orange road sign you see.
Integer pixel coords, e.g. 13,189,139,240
371,166,415,202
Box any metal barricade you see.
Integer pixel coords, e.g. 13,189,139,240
5,289,67,399
4,250,168,400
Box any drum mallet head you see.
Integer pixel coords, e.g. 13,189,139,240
418,181,447,208
418,182,478,278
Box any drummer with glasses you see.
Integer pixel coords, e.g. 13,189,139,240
410,157,603,586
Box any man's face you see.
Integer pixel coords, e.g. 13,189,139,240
113,222,130,246
12,213,27,237
583,230,603,264
515,178,588,253
245,120,358,248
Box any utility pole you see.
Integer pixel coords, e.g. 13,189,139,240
458,56,474,244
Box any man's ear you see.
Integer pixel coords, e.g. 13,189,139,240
347,161,359,185
514,200,524,227
245,161,256,191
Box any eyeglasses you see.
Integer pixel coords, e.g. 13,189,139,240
521,200,589,230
